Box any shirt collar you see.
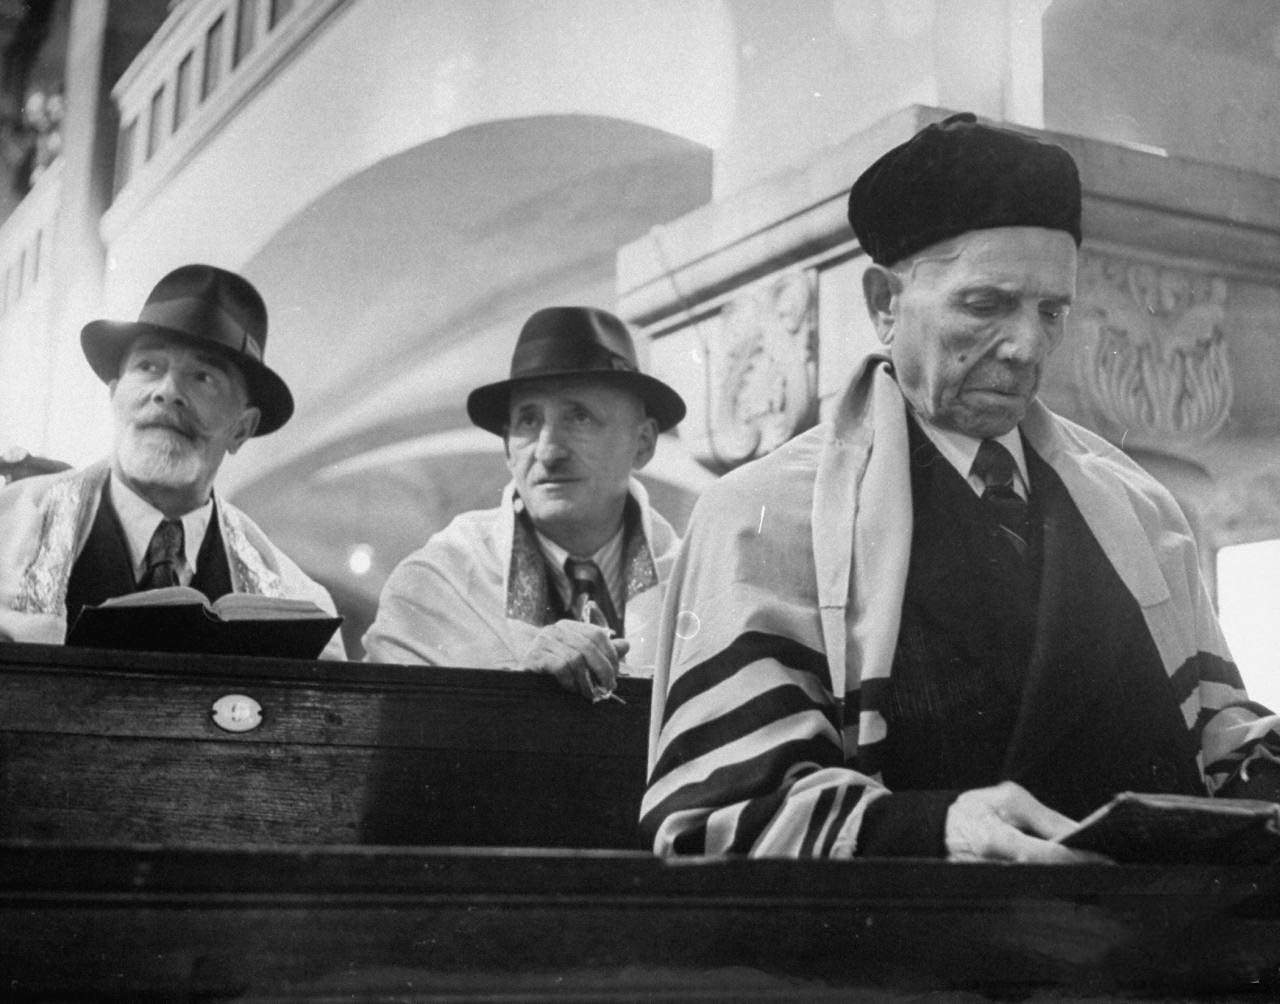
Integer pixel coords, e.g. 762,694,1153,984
535,525,627,612
907,411,1030,497
109,471,214,583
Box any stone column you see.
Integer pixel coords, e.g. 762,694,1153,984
41,0,110,460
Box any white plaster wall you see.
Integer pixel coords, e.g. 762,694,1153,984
711,0,1049,198
99,0,737,315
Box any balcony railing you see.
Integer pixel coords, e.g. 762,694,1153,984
0,156,61,325
0,155,61,450
107,0,348,223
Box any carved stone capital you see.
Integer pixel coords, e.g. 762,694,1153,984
699,269,818,469
1074,251,1233,447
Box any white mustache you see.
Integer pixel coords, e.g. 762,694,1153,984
134,409,198,440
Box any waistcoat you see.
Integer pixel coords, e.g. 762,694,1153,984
64,481,234,636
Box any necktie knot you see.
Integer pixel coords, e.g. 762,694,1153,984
565,557,621,634
140,518,184,590
972,438,1018,494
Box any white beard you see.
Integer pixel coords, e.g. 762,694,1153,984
116,428,204,489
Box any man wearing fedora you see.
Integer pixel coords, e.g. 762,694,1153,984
642,113,1280,862
364,306,683,700
0,263,345,658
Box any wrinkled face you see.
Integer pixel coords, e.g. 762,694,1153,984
876,227,1077,439
110,334,259,506
505,378,657,552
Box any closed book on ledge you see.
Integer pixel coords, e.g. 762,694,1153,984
1056,791,1280,865
66,586,342,660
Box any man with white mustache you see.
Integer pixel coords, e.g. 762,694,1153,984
0,264,345,658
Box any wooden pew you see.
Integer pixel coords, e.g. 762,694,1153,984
4,843,1280,998
4,642,1280,998
0,641,650,848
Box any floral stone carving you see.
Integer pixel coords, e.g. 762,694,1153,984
704,270,818,468
1075,253,1232,446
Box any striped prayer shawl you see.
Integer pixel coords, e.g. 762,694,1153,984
641,355,1278,857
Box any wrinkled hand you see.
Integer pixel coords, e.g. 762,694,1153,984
518,619,630,701
945,781,1110,864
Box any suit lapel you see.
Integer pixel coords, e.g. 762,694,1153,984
1001,448,1123,779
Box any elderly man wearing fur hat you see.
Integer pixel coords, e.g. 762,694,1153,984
364,306,684,701
0,264,345,658
643,113,1280,862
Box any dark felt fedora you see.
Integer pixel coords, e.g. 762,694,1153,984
466,306,686,436
81,264,293,435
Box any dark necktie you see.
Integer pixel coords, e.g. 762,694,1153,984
139,518,184,590
565,557,622,636
971,439,1029,558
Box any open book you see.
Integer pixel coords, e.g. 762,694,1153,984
66,585,342,659
1055,791,1280,865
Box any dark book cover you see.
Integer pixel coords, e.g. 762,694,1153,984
1057,791,1280,865
66,586,342,660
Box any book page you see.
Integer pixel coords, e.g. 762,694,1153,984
97,585,211,609
209,592,332,621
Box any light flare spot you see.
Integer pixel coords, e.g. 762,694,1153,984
675,610,701,641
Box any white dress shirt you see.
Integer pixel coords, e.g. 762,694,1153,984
535,525,627,617
909,413,1030,500
109,472,213,587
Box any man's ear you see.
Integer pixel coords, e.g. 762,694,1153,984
632,416,659,471
226,407,260,454
861,264,902,346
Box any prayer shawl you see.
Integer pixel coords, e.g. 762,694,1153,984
0,460,347,660
642,355,1279,857
363,478,679,674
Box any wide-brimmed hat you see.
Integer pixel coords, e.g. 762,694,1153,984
80,264,293,435
466,306,686,436
847,112,1082,266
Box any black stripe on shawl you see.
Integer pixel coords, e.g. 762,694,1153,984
728,785,794,855
650,681,838,783
1169,651,1243,705
798,787,838,857
819,786,864,857
639,734,844,846
663,630,830,729
857,675,892,717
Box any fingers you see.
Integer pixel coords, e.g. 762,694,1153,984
518,620,625,700
967,821,1108,865
945,782,1113,864
995,784,1079,842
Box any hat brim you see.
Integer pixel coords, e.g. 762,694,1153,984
81,320,294,436
467,369,686,437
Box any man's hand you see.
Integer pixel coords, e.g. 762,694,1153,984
945,781,1109,864
518,619,630,700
